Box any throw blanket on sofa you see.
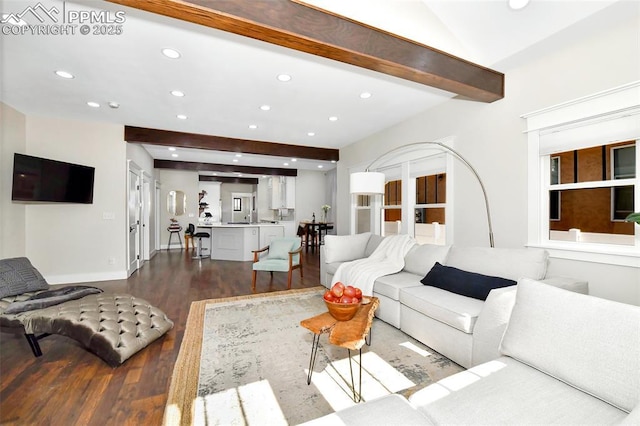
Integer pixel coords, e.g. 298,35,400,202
332,234,415,296
2,286,103,315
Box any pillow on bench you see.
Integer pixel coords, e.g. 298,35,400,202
421,262,516,300
0,257,49,298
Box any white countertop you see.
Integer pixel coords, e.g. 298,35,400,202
196,223,284,228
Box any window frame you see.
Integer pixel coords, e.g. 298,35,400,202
349,147,453,242
523,82,640,268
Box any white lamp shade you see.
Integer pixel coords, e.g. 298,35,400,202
350,171,385,194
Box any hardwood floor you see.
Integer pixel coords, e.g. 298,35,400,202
0,248,322,425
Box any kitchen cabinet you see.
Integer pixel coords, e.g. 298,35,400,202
259,225,285,248
269,176,296,209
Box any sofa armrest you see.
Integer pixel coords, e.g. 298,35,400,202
320,246,328,287
540,276,589,294
471,286,517,367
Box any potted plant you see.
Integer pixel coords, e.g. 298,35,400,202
625,212,640,224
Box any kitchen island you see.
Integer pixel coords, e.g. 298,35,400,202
196,223,285,261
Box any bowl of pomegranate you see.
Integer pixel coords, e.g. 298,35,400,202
323,282,363,321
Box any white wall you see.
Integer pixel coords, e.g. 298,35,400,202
157,169,199,249
23,115,127,283
0,103,27,259
337,2,640,305
296,170,329,223
199,181,221,222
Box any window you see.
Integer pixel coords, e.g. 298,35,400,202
547,143,635,245
349,149,450,242
355,195,371,234
382,180,402,236
523,81,640,267
414,173,446,244
550,157,560,221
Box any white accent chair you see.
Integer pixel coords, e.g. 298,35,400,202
251,237,303,290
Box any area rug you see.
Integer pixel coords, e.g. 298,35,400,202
163,287,463,425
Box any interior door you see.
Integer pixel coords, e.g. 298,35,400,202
142,177,151,261
128,169,140,275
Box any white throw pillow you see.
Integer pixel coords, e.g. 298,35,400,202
324,232,371,263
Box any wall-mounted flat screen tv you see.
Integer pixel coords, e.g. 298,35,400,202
12,153,95,204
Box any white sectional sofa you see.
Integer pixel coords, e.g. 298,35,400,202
303,279,640,425
320,232,588,368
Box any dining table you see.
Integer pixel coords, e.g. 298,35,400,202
300,220,334,251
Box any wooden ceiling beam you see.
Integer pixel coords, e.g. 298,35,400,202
199,175,259,185
154,159,298,177
127,126,338,162
106,0,504,102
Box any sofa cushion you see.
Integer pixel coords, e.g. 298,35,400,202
324,232,371,263
324,261,341,276
500,279,640,413
364,234,385,257
445,246,548,281
421,262,516,301
0,257,49,298
403,244,451,277
400,285,484,334
409,357,627,424
300,394,431,426
374,271,422,301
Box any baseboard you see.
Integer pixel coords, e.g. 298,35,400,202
45,270,128,285
160,244,185,251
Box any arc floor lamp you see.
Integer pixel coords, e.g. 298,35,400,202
350,141,495,248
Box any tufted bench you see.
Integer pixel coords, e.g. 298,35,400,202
0,257,174,366
0,292,174,366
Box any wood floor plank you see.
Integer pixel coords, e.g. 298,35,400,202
0,248,322,424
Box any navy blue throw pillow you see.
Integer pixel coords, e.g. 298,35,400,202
421,262,516,300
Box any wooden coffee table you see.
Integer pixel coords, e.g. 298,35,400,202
300,297,379,402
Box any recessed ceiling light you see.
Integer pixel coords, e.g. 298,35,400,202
161,48,181,59
249,124,258,129
177,114,187,120
307,132,315,137
328,116,338,121
283,162,289,166
331,160,337,163
235,154,242,158
360,92,372,99
171,153,178,158
317,165,324,169
55,70,74,79
508,0,530,10
108,101,119,109
291,158,297,162
87,101,100,108
277,74,291,82
168,147,176,151
171,90,185,97
260,105,271,111
233,159,239,163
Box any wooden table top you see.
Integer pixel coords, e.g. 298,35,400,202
300,297,379,350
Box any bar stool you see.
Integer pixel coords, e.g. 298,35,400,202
167,225,183,251
192,230,210,259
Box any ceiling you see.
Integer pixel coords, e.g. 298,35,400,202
0,0,621,177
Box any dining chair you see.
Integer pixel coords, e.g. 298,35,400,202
251,237,303,290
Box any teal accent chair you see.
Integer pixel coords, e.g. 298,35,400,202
251,237,303,290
